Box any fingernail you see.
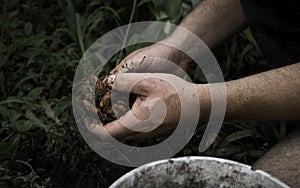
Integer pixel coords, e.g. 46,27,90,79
107,75,116,84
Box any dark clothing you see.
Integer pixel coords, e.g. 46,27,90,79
240,0,300,66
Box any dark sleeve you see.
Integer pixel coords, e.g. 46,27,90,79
240,0,300,67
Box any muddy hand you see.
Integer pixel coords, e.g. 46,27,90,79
88,73,198,139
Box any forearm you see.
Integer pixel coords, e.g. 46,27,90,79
170,0,246,48
198,63,300,120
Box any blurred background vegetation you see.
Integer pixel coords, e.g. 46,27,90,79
0,0,291,187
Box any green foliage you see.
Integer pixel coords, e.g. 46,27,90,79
0,0,138,186
181,120,288,165
0,0,289,187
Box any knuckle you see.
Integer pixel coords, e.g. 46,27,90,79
138,79,152,88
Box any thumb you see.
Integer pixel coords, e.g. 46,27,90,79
108,73,150,95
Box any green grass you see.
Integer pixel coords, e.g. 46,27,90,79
0,0,288,187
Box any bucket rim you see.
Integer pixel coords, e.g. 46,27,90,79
110,156,290,188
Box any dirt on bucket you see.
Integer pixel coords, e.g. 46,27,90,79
109,157,289,188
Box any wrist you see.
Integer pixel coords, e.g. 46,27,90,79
196,83,212,122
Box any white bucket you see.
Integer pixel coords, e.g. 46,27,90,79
110,156,289,188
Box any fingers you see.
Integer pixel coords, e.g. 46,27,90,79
119,57,146,73
88,119,136,139
82,102,135,139
86,118,160,140
84,95,146,139
108,73,150,96
110,49,147,75
82,99,98,114
119,97,166,133
85,95,167,139
111,56,186,76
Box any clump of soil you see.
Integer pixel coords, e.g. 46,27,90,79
94,78,135,124
94,79,116,123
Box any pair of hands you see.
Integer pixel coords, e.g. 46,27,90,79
85,43,196,139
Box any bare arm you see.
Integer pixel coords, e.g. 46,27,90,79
199,63,300,120
111,0,247,75
171,0,246,48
